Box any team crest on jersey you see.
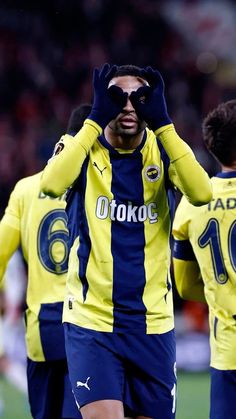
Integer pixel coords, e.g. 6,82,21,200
145,165,161,182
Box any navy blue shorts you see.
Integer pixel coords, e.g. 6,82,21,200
27,358,81,419
64,323,177,419
210,367,236,419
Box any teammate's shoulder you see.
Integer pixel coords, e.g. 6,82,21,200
11,172,42,199
176,195,195,215
15,171,41,188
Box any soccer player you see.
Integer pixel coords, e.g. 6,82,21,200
41,63,212,419
172,100,236,419
0,104,91,419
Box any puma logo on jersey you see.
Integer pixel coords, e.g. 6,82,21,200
76,377,91,391
96,197,158,224
53,142,65,156
93,162,107,176
68,296,75,310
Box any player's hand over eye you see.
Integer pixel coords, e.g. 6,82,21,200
88,63,128,129
129,66,172,131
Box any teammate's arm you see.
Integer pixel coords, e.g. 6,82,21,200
0,223,20,283
0,181,22,283
130,67,212,206
172,196,206,303
173,255,206,303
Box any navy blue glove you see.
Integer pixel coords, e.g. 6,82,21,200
88,63,128,129
129,66,172,131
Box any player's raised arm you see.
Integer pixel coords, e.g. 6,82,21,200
40,120,102,198
130,66,212,206
40,63,128,198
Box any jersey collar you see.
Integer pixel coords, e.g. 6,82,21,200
215,171,236,178
98,129,147,155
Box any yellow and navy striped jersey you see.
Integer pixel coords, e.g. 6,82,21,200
62,127,210,334
0,172,69,361
173,172,236,369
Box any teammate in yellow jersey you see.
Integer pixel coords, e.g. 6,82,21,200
41,63,212,419
172,100,236,419
0,104,91,419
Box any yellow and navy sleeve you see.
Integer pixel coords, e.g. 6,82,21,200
172,196,206,302
41,119,102,197
155,124,212,205
173,258,206,303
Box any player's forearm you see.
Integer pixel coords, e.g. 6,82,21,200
41,119,102,197
173,258,206,303
155,124,212,206
0,223,20,283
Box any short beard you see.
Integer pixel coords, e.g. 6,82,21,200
108,121,147,137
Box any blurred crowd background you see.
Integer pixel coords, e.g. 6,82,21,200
1,0,236,382
1,0,236,217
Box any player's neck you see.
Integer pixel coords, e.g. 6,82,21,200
221,164,236,172
104,127,144,150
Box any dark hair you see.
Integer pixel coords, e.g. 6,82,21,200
66,103,92,135
114,64,143,78
202,100,236,166
113,64,150,85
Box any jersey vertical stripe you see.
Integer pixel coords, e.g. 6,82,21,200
110,148,147,332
